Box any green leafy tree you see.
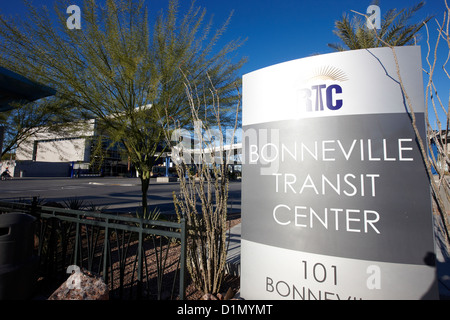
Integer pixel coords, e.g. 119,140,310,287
0,0,245,216
328,1,432,51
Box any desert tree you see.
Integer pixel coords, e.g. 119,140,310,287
160,71,241,296
328,1,432,51
0,98,76,159
0,0,245,217
350,3,450,249
421,1,450,249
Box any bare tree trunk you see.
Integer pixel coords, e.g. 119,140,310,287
140,176,150,217
137,168,151,218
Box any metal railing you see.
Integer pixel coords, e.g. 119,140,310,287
0,200,187,300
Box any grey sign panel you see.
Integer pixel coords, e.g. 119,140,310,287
242,113,433,265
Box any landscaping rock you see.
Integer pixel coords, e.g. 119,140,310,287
48,268,109,300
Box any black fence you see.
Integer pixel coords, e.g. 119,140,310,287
0,200,187,300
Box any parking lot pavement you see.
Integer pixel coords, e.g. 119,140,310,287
0,177,241,215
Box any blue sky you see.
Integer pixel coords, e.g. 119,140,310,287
190,0,447,75
1,0,449,125
1,0,446,75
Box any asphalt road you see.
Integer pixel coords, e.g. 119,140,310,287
0,177,242,215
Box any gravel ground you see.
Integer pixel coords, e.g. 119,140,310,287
34,216,242,300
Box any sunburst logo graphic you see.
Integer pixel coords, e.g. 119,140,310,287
298,65,346,112
307,66,348,82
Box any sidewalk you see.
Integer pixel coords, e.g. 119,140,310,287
225,223,241,277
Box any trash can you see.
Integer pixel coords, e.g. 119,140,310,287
0,212,39,299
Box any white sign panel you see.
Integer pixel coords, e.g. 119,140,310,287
241,46,438,300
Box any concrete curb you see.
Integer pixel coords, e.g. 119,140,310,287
88,182,138,187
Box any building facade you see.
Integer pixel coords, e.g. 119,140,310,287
14,119,243,178
14,119,129,177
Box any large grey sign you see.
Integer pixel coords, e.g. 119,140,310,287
241,46,438,300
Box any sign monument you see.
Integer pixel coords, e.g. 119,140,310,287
241,46,438,299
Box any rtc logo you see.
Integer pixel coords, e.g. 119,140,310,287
299,66,348,112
